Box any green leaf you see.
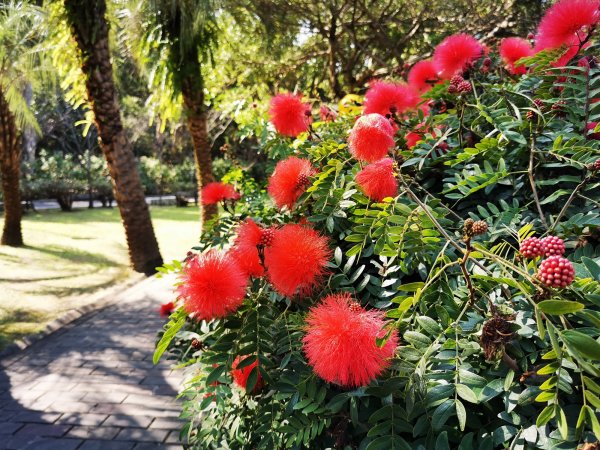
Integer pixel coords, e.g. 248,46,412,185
556,406,568,440
153,309,186,365
456,400,467,432
404,331,432,348
206,364,225,385
536,404,556,427
416,316,442,334
586,405,600,439
245,366,259,393
538,300,584,315
432,399,455,431
456,384,478,404
582,256,600,281
562,330,600,360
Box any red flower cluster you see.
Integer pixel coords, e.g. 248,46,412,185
178,251,248,320
158,301,175,317
269,93,312,137
499,38,534,75
231,356,263,393
347,114,395,162
408,61,439,93
363,80,419,116
433,34,484,79
264,224,331,297
356,158,398,202
230,218,266,278
303,293,398,387
201,182,241,206
267,157,316,209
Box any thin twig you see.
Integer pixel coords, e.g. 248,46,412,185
528,129,548,229
549,174,592,232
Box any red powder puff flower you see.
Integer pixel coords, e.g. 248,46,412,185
347,114,396,162
536,0,600,50
268,93,312,137
264,224,331,297
178,251,248,321
158,301,174,317
499,38,534,75
231,356,264,392
303,293,398,388
363,80,419,116
230,219,266,278
433,34,484,79
356,158,398,202
408,61,440,93
201,182,241,206
267,157,316,209
319,105,337,122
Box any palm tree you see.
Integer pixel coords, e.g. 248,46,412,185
0,1,47,246
123,0,220,226
62,0,163,275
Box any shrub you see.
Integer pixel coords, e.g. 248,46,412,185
155,3,600,448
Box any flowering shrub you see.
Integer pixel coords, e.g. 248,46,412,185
155,1,600,448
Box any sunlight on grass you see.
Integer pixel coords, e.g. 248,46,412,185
0,205,201,347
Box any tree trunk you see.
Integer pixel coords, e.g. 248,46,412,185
0,89,24,247
63,0,162,275
327,14,343,99
181,74,217,227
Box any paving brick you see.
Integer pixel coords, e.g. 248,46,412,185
0,421,24,434
56,413,108,426
103,414,154,428
164,430,182,444
134,444,182,450
149,417,184,430
79,440,135,450
115,427,169,443
66,425,121,440
14,423,71,438
19,437,82,450
9,411,62,424
82,392,128,403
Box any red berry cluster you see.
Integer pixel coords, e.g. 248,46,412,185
519,237,544,258
541,235,565,256
259,228,275,247
297,173,311,188
592,159,600,171
551,100,566,113
537,255,575,288
520,235,574,288
519,235,565,259
448,76,472,94
532,99,545,111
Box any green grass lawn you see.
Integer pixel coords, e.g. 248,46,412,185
0,205,201,349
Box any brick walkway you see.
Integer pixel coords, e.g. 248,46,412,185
0,276,184,449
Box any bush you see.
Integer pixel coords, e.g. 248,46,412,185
21,150,112,210
155,11,600,450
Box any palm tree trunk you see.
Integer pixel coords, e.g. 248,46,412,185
63,0,163,275
181,75,217,226
0,89,23,247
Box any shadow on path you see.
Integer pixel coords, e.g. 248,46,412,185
0,277,184,450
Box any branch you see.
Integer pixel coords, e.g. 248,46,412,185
549,174,593,232
528,129,548,229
